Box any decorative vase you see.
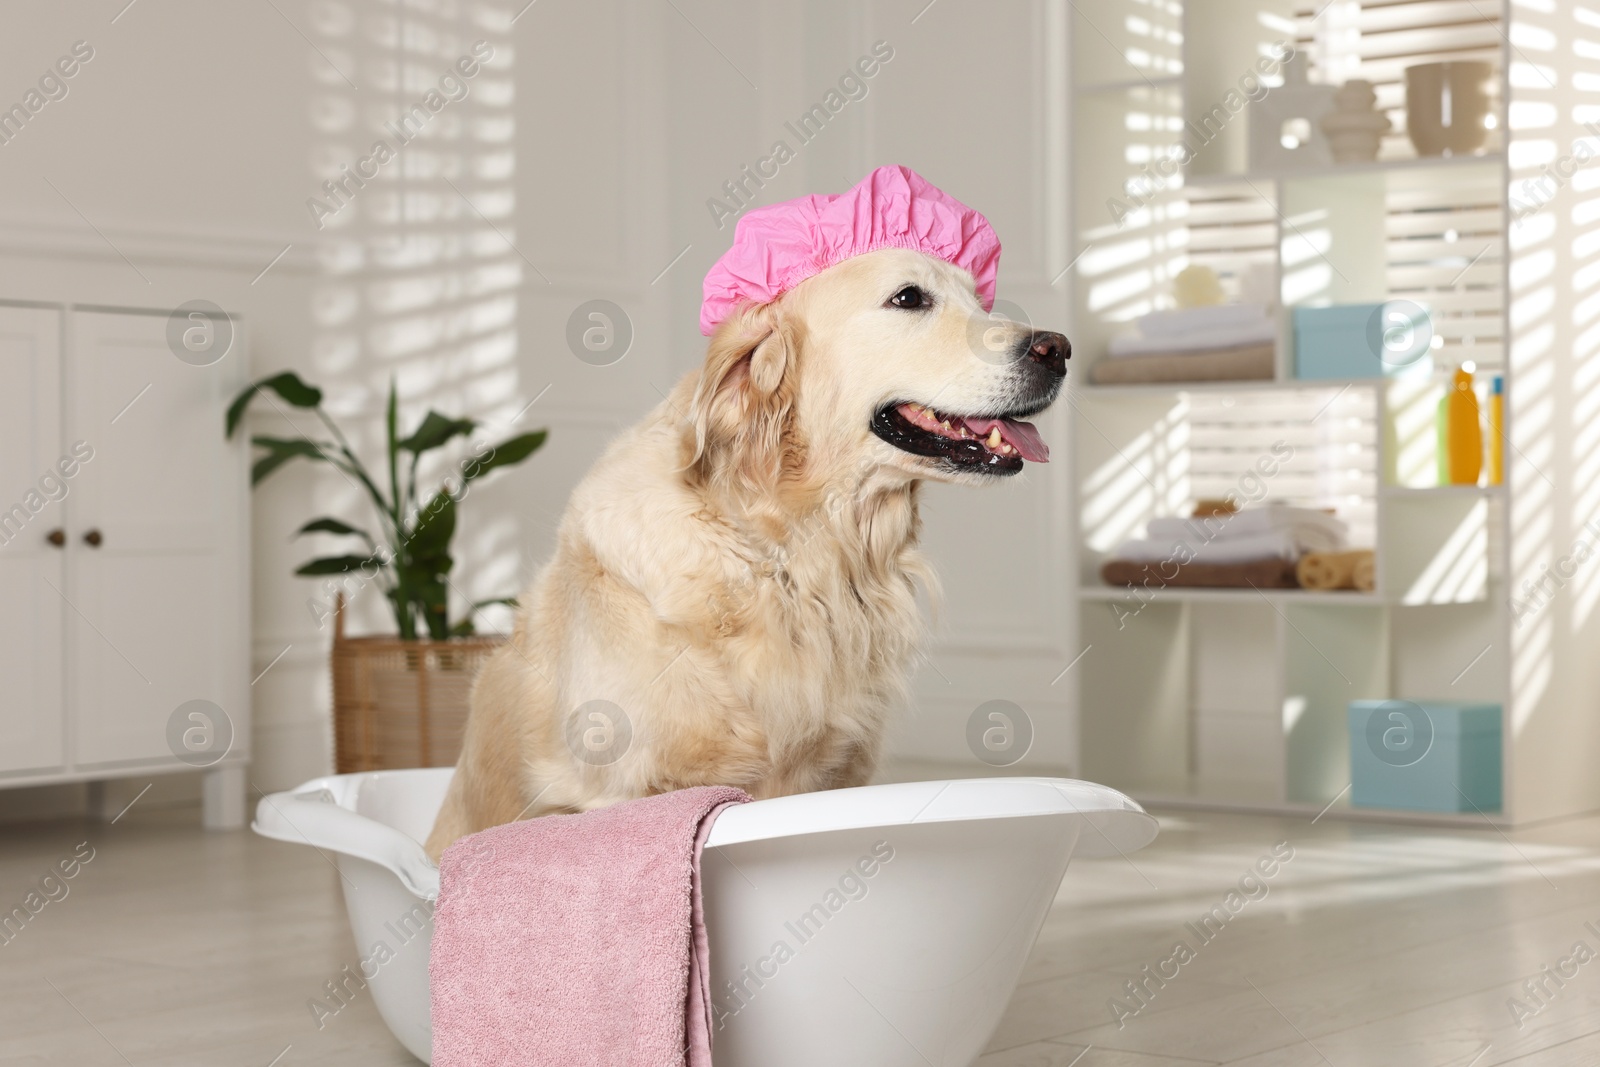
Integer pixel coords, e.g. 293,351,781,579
1405,61,1493,157
1320,79,1392,163
1248,52,1335,172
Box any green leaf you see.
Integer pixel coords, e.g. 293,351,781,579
386,378,400,518
250,436,334,485
397,570,450,640
386,586,418,641
295,517,371,539
399,411,478,455
226,372,324,438
420,594,450,640
251,454,292,486
406,491,457,562
463,431,547,482
264,372,324,408
295,554,379,576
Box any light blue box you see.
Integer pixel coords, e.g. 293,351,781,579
1294,302,1433,380
1348,700,1501,813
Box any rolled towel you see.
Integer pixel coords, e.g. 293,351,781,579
1296,549,1376,591
1353,553,1376,591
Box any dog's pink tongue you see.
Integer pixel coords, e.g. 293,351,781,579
965,417,1049,463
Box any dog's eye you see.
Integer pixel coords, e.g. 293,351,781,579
887,285,928,310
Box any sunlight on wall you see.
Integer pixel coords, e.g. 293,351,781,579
1506,0,1562,735
1568,17,1600,633
1081,86,1189,325
1280,209,1334,307
1281,694,1307,734
1194,388,1377,547
1074,0,1183,84
1387,376,1437,488
308,0,520,626
1120,0,1183,77
1081,405,1190,554
1401,499,1489,604
1312,1,1362,85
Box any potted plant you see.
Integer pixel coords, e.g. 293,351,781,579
227,371,546,770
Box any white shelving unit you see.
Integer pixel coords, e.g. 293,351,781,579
1058,0,1595,824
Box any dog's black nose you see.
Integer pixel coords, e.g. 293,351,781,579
1025,331,1070,378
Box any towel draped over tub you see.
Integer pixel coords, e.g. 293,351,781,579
431,785,752,1067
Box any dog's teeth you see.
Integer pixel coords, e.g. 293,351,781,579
941,420,951,430
1000,443,1013,454
986,428,1002,449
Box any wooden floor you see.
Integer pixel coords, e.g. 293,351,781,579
3,800,1600,1065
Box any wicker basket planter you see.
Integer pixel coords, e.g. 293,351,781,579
330,599,501,772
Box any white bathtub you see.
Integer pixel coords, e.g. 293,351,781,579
254,770,1156,1065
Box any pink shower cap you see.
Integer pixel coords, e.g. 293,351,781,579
700,164,1001,335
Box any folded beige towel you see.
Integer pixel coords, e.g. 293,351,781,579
1100,556,1300,590
1088,343,1274,385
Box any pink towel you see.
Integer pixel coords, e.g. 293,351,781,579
431,786,751,1067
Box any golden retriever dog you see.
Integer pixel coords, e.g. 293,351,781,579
424,246,1068,858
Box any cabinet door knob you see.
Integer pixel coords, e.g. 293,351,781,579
46,528,65,547
83,529,103,547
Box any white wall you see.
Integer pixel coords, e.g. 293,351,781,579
0,0,1077,799
1506,2,1600,822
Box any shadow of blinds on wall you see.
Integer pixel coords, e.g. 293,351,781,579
304,2,519,629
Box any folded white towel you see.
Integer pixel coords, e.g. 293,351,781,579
1137,303,1268,337
1146,506,1348,553
1110,530,1301,565
1107,318,1277,357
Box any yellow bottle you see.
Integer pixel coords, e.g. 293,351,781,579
1447,364,1482,486
1488,375,1504,485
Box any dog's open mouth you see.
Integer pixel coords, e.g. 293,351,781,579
871,402,1049,474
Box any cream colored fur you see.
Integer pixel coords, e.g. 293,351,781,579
425,248,1051,858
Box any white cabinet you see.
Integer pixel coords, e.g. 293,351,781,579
0,305,249,824
0,307,65,775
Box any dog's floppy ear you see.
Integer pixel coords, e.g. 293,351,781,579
687,301,801,492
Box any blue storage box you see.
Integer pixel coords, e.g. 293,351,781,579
1294,302,1433,379
1348,700,1501,813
